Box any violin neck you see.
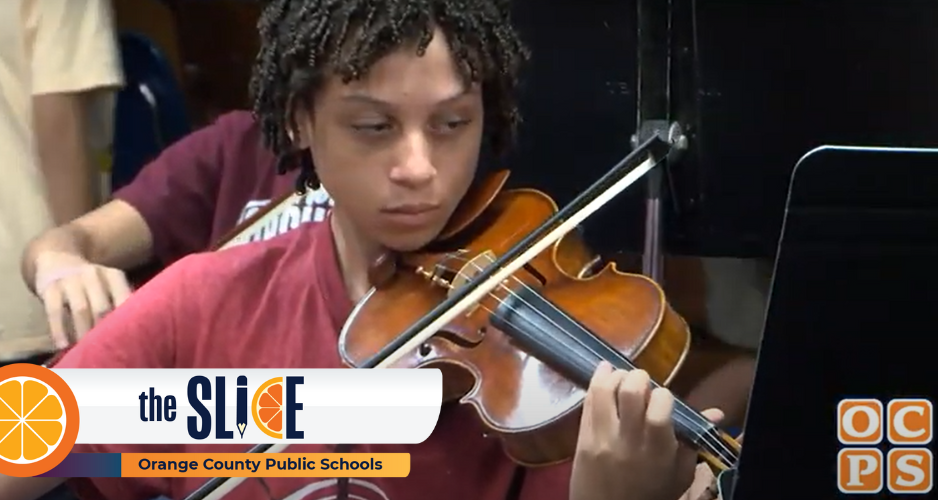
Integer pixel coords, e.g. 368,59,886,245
489,285,738,470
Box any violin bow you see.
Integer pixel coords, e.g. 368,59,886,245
172,189,324,500
183,133,675,500
177,191,320,499
357,133,673,370
211,190,308,251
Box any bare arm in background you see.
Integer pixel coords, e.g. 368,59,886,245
22,201,153,346
20,0,126,346
23,109,235,347
27,0,123,223
32,93,97,226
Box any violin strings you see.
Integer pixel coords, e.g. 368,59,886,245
454,254,739,467
443,255,737,466
430,253,738,467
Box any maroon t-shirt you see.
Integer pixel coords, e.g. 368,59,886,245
55,220,573,500
113,110,332,271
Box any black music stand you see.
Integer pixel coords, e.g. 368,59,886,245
724,145,938,500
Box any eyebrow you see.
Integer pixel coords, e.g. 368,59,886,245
340,87,474,108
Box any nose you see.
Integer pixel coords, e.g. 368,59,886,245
389,131,436,187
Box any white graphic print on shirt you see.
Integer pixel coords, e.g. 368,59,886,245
235,187,333,244
280,478,391,500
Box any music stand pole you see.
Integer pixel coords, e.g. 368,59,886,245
632,0,686,282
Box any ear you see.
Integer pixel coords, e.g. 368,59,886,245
288,104,315,150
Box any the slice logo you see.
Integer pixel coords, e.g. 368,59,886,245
0,364,79,477
188,375,303,441
252,377,286,439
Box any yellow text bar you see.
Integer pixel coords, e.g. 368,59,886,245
120,453,410,478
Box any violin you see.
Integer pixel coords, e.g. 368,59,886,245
339,184,741,470
185,134,741,500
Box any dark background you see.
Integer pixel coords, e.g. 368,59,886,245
501,0,938,259
118,0,938,259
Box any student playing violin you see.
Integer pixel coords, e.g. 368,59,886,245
1,0,728,499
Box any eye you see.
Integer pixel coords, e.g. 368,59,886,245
434,118,472,133
447,119,471,129
351,122,393,134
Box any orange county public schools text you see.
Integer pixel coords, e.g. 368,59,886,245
138,456,384,474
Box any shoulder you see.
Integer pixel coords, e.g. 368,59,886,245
180,222,324,296
188,110,275,170
21,0,122,93
22,0,116,36
184,110,263,151
165,110,262,152
124,110,268,176
210,110,263,139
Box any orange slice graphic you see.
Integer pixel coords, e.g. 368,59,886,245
251,377,284,439
0,364,79,477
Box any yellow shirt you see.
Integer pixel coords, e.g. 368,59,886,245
0,0,123,360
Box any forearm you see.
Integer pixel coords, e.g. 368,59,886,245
21,199,158,293
33,92,98,226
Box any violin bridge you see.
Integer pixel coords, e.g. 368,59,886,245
415,250,497,318
447,250,501,316
415,266,453,290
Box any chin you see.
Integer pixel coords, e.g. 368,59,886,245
378,224,444,253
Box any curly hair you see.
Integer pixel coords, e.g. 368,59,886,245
249,0,531,193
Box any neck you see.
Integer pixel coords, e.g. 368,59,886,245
330,210,384,303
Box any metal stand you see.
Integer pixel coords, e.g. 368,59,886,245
632,0,687,283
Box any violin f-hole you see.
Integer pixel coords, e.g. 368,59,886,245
434,329,486,349
521,263,547,286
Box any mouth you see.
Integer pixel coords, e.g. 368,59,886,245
380,203,441,227
381,203,441,215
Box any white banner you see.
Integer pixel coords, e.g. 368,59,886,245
52,369,442,444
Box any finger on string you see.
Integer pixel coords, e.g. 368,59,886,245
41,287,70,349
615,368,651,443
583,361,619,435
61,279,93,336
101,268,133,306
700,408,725,426
644,386,678,451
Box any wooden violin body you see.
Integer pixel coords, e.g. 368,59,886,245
339,174,702,467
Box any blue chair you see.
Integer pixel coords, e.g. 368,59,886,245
111,31,191,192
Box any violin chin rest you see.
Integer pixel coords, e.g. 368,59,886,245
368,252,399,289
